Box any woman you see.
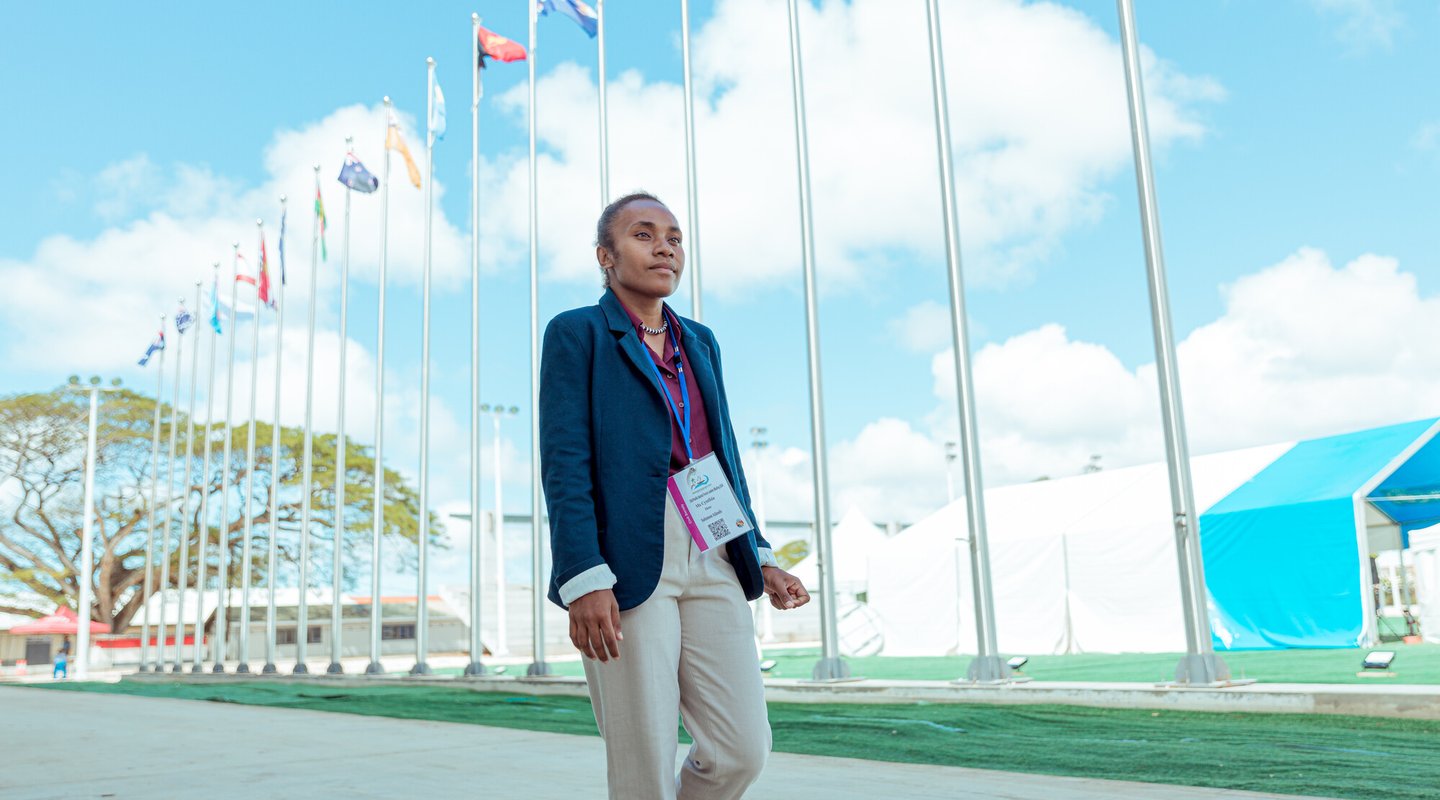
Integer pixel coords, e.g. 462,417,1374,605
539,192,811,800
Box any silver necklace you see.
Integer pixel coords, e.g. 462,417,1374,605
640,318,668,336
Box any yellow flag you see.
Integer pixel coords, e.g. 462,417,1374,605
386,123,422,189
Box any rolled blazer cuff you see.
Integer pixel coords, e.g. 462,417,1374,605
558,563,618,605
757,547,778,569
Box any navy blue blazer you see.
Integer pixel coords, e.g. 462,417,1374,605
539,289,772,611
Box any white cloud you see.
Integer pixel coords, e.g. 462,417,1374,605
1413,121,1440,152
481,0,1221,293
750,248,1440,526
888,300,959,353
914,248,1440,497
1309,0,1403,52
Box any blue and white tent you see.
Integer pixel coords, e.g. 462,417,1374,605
869,418,1440,656
1203,418,1440,649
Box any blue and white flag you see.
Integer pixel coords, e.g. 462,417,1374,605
175,303,194,334
209,273,223,335
536,0,598,37
338,154,380,193
138,330,165,366
278,206,287,284
430,77,446,141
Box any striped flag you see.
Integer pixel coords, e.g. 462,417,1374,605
257,235,274,308
315,186,328,261
386,106,423,189
138,330,165,366
536,0,598,37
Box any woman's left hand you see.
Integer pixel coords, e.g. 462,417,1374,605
761,566,811,610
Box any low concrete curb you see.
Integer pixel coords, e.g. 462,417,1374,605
120,671,1440,720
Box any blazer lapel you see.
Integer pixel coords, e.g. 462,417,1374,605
600,290,665,399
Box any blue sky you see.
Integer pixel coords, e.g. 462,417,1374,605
3,0,1439,589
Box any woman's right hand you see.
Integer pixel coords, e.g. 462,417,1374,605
569,589,623,662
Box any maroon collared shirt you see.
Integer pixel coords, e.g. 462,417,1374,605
621,302,715,474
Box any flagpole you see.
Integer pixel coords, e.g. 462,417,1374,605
157,301,185,673
1116,0,1228,686
295,168,322,675
138,314,165,672
783,0,847,681
173,285,201,672
922,0,1009,683
366,97,394,677
194,264,220,672
331,138,355,676
411,57,439,677
526,0,551,678
263,197,288,675
214,243,240,673
597,0,610,206
236,220,266,674
466,13,488,678
680,0,702,321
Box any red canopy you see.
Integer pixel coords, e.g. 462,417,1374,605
7,606,107,635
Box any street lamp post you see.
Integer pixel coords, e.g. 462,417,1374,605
69,376,121,681
748,427,774,642
481,404,519,657
944,441,957,505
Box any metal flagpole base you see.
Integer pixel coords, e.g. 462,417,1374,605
326,662,344,675
1171,652,1232,686
170,663,184,673
136,664,150,673
408,662,432,676
234,663,251,674
958,655,1014,684
261,663,278,674
364,661,385,675
526,661,552,677
810,657,852,682
293,663,310,675
211,663,226,673
462,662,487,676
190,664,205,673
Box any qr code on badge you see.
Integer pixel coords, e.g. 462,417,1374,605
707,519,729,543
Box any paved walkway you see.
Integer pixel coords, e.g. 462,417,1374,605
0,686,1333,799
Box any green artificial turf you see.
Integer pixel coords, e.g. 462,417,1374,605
755,644,1440,685
31,680,1440,799
423,645,1440,684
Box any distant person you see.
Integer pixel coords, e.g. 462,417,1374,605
53,637,71,679
539,192,811,800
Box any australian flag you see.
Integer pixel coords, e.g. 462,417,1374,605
338,155,380,193
138,330,166,367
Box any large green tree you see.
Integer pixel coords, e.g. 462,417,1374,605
0,381,441,632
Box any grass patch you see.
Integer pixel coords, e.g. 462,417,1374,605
31,680,1440,799
755,644,1440,684
421,645,1440,684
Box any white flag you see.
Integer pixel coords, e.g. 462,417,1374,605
430,78,446,142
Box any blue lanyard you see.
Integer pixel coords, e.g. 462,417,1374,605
645,316,693,463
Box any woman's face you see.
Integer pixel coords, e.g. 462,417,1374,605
599,200,684,299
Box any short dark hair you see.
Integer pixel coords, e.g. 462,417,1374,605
595,191,665,253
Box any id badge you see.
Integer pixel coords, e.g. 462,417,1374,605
666,452,751,552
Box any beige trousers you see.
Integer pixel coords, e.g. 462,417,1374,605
582,494,772,800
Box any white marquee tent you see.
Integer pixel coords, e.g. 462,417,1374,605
867,443,1292,656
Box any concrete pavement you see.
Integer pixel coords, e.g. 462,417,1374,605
0,685,1336,799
